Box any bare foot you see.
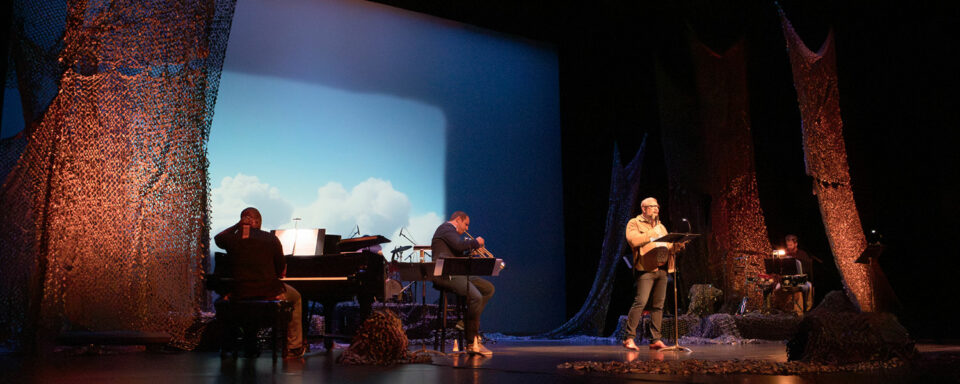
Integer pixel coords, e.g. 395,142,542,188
648,340,667,350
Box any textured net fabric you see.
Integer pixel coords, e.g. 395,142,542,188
690,40,771,310
540,142,647,338
0,0,237,350
1,1,67,183
779,12,874,312
6,0,68,129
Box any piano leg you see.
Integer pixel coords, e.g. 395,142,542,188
358,295,374,323
322,300,337,351
311,296,376,351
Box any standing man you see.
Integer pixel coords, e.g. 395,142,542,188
214,207,305,358
622,197,683,350
431,211,495,356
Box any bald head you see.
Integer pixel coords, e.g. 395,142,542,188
240,207,262,229
640,197,660,222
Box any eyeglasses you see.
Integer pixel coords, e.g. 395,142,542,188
642,205,659,209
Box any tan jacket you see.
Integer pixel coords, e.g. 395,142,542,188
625,215,675,272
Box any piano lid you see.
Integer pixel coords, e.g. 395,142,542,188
338,235,390,252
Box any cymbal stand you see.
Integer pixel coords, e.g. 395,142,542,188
408,255,443,356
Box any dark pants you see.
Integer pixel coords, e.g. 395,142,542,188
624,269,668,342
433,276,495,342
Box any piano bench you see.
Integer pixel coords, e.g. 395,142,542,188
433,288,467,353
214,298,294,361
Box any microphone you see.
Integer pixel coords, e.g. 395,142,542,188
681,218,692,233
399,227,417,245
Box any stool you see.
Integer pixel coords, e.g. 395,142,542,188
215,298,294,361
433,288,466,353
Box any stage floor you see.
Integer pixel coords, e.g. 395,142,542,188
1,340,956,383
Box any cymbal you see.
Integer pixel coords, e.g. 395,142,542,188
391,245,412,253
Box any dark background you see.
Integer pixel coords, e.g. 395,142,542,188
372,0,960,340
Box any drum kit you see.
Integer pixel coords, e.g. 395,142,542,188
383,245,415,303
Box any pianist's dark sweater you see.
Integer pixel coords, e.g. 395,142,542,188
214,225,286,298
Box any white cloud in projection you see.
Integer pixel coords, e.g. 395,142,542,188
298,178,409,237
211,174,443,255
211,173,294,231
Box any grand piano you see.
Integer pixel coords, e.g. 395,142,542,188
206,234,388,347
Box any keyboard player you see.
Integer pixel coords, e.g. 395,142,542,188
431,211,495,356
214,207,305,358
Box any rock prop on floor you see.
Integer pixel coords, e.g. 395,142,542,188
687,284,723,317
734,313,801,340
337,310,430,365
809,290,858,315
786,291,916,364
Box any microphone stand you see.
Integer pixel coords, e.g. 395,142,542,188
291,218,301,255
398,228,419,296
660,222,694,354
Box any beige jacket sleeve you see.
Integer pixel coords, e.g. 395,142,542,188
625,216,657,248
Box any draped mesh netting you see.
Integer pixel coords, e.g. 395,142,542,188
691,40,771,309
1,1,66,184
779,11,874,311
1,0,237,350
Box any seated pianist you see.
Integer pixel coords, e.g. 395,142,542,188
214,207,305,358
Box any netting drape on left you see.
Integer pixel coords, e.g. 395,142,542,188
0,0,237,350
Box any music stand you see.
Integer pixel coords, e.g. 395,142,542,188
435,258,502,277
764,257,801,276
393,261,441,354
651,233,698,353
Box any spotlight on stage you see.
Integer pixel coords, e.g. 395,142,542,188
773,249,786,257
272,228,326,256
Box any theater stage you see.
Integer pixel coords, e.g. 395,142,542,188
2,339,955,383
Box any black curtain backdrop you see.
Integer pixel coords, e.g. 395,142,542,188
4,0,957,339
532,0,958,339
